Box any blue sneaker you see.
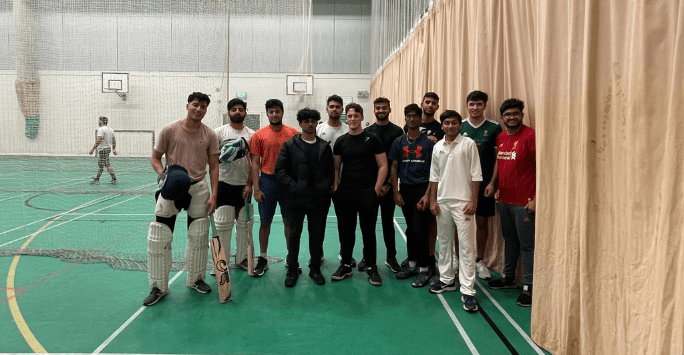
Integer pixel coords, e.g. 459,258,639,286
462,295,478,312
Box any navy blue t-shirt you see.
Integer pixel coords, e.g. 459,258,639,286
388,133,434,185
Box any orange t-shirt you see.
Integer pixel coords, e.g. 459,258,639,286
154,120,219,181
250,125,298,175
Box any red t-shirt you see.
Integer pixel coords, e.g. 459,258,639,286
250,125,298,175
496,125,536,206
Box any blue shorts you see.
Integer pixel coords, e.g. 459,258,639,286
258,173,290,223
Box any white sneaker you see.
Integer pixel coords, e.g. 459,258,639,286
476,260,491,280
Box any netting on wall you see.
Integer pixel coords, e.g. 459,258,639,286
370,0,433,77
1,0,312,271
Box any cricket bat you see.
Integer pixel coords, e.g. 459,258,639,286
245,199,255,276
209,215,232,303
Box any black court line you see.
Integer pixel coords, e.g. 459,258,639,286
479,303,519,355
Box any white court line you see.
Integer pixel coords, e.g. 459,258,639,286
475,280,545,354
0,178,90,202
393,217,478,354
92,270,185,355
0,183,154,247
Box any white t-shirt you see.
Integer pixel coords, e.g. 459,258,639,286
215,124,254,185
429,134,483,203
316,120,348,149
96,126,115,150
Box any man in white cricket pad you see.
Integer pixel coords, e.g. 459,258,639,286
214,98,254,272
89,116,118,185
315,94,354,266
460,90,503,280
428,110,482,313
143,92,219,306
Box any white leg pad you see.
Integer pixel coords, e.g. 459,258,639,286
186,217,209,286
235,203,253,263
215,205,235,261
148,222,173,293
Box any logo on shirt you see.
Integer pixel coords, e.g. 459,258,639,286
365,137,370,141
402,145,423,158
483,130,489,137
513,141,518,150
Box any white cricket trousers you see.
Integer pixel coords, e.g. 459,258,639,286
436,200,476,296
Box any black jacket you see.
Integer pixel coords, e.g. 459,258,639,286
275,133,334,210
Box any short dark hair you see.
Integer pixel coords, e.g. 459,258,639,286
423,92,440,102
296,107,321,122
439,110,462,123
404,103,422,117
99,116,108,125
466,90,488,104
373,97,390,106
345,102,363,115
227,98,246,111
187,92,211,105
499,98,525,115
265,99,284,112
327,95,343,107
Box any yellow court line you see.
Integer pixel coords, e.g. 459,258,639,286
6,217,60,353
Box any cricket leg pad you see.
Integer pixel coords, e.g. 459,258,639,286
215,205,235,260
235,204,254,263
186,217,209,287
148,222,173,293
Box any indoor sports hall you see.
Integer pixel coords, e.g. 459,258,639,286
1,1,682,355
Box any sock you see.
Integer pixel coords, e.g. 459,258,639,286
111,173,116,180
419,267,428,272
260,252,267,258
95,174,101,179
409,261,417,268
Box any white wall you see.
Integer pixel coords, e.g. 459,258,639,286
0,71,371,157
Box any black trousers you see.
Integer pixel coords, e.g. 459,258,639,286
373,190,397,260
400,183,431,267
334,185,379,267
286,199,331,269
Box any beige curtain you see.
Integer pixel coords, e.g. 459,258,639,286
371,1,684,354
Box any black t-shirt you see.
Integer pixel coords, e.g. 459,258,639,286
303,138,319,181
365,122,405,158
404,119,445,141
333,130,385,188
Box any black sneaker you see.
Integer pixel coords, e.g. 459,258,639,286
338,254,357,267
516,285,532,307
235,258,249,270
428,281,457,294
90,178,100,185
400,257,410,268
192,280,212,294
411,270,433,288
462,295,479,312
284,260,303,274
309,267,326,285
396,265,418,279
357,258,368,271
429,263,439,285
367,266,382,286
284,267,299,288
110,179,118,185
488,277,517,289
142,287,168,306
331,265,353,281
385,258,402,273
253,256,269,277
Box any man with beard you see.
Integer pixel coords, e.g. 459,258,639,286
460,91,503,280
214,98,254,272
363,97,404,273
486,98,536,308
316,94,354,266
143,92,219,306
275,108,334,287
250,99,299,277
389,104,435,288
331,103,388,286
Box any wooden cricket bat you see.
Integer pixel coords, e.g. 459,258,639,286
245,199,255,276
209,216,232,303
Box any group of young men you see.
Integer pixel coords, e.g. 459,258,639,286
140,90,536,313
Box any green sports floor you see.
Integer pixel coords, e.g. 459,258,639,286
0,156,550,355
